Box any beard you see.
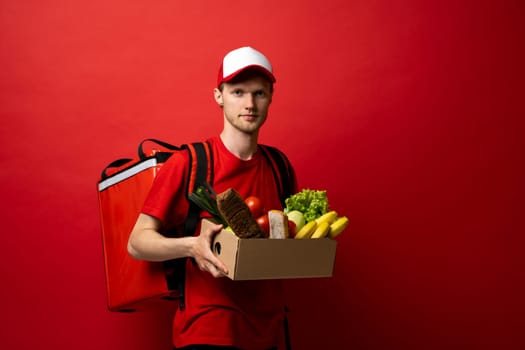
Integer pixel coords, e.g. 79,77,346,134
224,113,267,135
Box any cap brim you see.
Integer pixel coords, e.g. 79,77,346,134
218,65,276,87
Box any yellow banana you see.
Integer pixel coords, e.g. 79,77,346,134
311,221,330,239
329,216,349,238
294,221,317,239
315,211,338,225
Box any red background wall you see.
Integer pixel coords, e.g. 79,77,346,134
1,1,524,349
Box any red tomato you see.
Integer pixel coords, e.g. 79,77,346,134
256,214,270,238
287,220,296,238
245,196,264,218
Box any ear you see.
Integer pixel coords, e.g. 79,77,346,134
213,88,223,107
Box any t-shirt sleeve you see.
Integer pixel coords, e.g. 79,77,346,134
141,150,190,230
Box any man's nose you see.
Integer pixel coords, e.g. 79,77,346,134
244,94,255,109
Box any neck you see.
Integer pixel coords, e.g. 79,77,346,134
220,128,259,160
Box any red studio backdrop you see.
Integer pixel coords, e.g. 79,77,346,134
1,1,524,349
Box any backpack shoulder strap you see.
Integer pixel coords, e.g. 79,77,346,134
183,140,214,236
258,144,296,207
167,141,213,311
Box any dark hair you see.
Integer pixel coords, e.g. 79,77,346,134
219,68,274,93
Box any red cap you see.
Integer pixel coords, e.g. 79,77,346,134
217,46,276,87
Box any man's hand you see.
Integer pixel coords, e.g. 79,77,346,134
192,222,229,278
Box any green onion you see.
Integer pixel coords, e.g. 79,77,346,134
188,182,228,226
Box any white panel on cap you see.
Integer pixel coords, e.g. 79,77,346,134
222,47,272,78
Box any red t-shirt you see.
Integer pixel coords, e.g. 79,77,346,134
142,136,297,350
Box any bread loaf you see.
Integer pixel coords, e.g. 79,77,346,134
268,210,290,239
216,188,265,238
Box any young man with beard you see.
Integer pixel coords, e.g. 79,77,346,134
128,46,298,350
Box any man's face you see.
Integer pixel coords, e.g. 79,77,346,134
214,75,273,135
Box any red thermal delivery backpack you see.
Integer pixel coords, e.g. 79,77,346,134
97,139,213,312
97,138,294,313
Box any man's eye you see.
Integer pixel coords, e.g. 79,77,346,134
254,91,266,97
232,90,243,96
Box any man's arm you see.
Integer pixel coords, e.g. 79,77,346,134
128,213,228,277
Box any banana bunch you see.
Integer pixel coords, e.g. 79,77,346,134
294,211,349,239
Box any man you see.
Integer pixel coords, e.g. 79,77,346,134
128,46,297,350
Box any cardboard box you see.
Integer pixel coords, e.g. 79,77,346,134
203,219,338,280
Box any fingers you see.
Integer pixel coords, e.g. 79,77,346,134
195,245,228,276
201,223,224,238
212,257,228,276
212,223,224,232
198,258,228,277
207,254,229,275
195,221,228,277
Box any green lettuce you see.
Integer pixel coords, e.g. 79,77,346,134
285,189,329,222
